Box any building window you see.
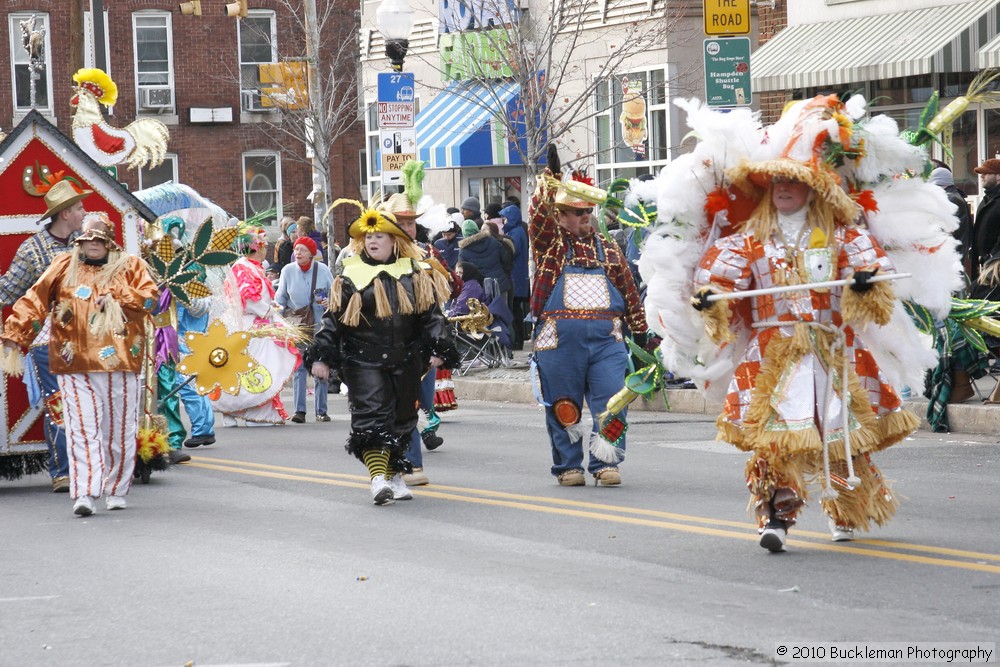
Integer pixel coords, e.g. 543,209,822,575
243,152,281,225
9,13,52,112
239,11,277,112
132,12,174,113
138,154,178,190
593,68,671,186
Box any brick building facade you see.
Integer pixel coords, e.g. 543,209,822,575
1,1,364,246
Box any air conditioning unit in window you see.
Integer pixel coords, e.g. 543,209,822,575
139,86,172,110
242,90,270,112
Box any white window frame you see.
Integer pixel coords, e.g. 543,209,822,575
9,12,54,114
593,66,672,187
138,153,179,190
132,11,175,114
243,151,283,226
238,10,278,113
364,99,382,199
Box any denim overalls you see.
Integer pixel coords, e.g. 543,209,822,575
533,237,629,476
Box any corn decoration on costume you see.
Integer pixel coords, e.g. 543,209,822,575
304,200,457,504
640,95,963,551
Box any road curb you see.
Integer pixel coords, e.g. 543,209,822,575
452,372,1000,437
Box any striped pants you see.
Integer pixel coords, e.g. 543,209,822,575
57,371,140,500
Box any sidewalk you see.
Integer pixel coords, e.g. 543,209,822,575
451,351,1000,436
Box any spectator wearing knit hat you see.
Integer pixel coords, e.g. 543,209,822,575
460,196,483,228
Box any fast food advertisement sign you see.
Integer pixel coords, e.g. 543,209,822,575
619,76,648,158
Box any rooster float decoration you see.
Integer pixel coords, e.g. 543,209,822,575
70,68,170,170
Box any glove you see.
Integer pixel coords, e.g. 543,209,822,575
546,143,561,175
850,268,879,293
690,288,715,312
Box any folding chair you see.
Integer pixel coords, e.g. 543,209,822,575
448,299,511,375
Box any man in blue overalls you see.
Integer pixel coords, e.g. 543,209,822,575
528,159,650,487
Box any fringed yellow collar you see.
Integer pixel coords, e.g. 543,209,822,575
342,254,426,290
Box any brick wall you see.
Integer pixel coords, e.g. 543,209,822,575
0,0,363,247
756,0,789,125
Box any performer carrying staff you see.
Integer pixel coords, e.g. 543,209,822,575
678,96,932,552
2,213,158,516
306,201,457,505
0,180,90,489
528,147,651,488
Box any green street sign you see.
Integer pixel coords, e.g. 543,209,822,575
104,165,118,180
704,37,751,107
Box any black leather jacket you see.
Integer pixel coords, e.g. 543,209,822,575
305,253,457,371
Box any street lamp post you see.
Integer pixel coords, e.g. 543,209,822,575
375,0,415,72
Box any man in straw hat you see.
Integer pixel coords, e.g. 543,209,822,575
2,212,158,516
306,200,457,505
528,146,652,488
0,178,92,490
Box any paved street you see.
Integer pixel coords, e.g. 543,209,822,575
1,396,998,666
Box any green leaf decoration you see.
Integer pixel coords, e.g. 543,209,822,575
167,254,186,279
196,250,240,266
172,270,199,286
918,90,940,131
624,365,660,396
957,323,989,354
147,253,168,282
626,337,656,366
903,300,934,335
192,219,215,257
169,284,192,308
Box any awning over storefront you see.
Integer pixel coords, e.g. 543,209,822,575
752,0,1000,92
978,31,1000,68
416,80,522,169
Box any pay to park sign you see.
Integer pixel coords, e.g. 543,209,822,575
704,37,752,107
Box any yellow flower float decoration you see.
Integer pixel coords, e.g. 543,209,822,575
178,320,259,398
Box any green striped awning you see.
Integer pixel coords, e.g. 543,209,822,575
752,0,1000,93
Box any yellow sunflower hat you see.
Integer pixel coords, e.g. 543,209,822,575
329,198,410,241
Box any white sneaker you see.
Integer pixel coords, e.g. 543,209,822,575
73,496,96,517
222,415,239,427
829,519,854,542
106,496,127,511
371,475,395,505
388,473,413,500
759,524,787,552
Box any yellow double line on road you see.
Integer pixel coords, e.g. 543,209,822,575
190,456,1000,574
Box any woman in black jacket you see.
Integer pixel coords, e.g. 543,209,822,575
306,204,457,505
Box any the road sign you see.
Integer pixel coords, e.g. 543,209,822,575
377,72,415,103
377,101,414,128
703,0,750,36
704,37,752,107
379,129,417,184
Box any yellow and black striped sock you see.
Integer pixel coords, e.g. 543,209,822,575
361,449,390,480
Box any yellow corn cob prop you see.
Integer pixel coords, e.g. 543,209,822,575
924,69,1000,136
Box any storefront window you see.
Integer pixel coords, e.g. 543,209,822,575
593,67,671,187
871,74,934,106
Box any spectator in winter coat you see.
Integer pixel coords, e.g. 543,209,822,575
928,166,973,273
500,203,530,350
459,218,513,303
447,262,489,316
272,217,297,274
433,215,463,271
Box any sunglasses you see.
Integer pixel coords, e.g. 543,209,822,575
560,207,593,217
